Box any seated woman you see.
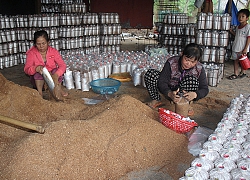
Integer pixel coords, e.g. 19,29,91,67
24,30,68,100
144,43,209,113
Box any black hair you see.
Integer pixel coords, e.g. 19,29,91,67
33,30,50,44
182,43,202,62
237,9,250,18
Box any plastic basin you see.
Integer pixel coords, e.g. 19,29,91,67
90,78,121,95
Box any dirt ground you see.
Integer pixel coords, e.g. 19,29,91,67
0,34,250,179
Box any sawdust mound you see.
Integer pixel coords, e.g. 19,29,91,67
0,91,193,179
0,73,88,124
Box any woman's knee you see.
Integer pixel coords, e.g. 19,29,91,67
144,69,160,81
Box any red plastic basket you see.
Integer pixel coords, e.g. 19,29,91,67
158,108,198,134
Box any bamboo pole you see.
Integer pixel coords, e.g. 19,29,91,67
0,115,45,134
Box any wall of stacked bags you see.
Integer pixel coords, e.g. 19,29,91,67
157,12,232,87
41,0,87,13
196,12,231,87
61,47,172,91
0,6,122,69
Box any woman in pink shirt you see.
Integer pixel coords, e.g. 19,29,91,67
24,30,68,99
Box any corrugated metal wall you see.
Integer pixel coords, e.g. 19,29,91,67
0,0,38,15
90,0,154,29
0,0,153,29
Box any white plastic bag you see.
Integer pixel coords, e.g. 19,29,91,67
188,126,214,156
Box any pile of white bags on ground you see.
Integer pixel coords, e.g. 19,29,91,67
180,94,250,180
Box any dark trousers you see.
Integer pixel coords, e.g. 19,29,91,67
144,69,161,101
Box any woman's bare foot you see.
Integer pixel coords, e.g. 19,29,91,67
53,84,63,101
146,100,164,109
51,83,68,101
188,107,194,116
61,90,68,97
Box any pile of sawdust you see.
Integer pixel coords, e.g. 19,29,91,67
0,73,194,179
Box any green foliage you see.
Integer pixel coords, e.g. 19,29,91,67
177,0,196,16
178,0,219,15
154,0,250,24
154,0,220,17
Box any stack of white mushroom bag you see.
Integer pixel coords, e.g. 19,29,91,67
61,50,174,91
62,50,82,90
63,67,75,90
131,48,172,87
135,46,171,87
179,94,250,180
62,50,115,91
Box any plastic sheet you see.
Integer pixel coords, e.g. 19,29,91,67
82,94,115,105
188,126,214,156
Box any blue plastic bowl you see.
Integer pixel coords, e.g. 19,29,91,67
90,78,121,95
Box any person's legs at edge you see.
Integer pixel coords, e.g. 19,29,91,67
234,53,246,77
234,59,239,75
239,65,246,77
229,52,241,80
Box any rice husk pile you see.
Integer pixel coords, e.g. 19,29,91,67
0,73,194,179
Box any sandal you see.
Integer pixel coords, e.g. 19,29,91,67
238,72,246,78
228,74,238,80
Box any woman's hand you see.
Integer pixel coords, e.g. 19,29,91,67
183,91,197,101
168,89,181,103
35,65,44,74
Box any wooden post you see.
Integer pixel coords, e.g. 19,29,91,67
228,0,232,16
36,0,41,14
